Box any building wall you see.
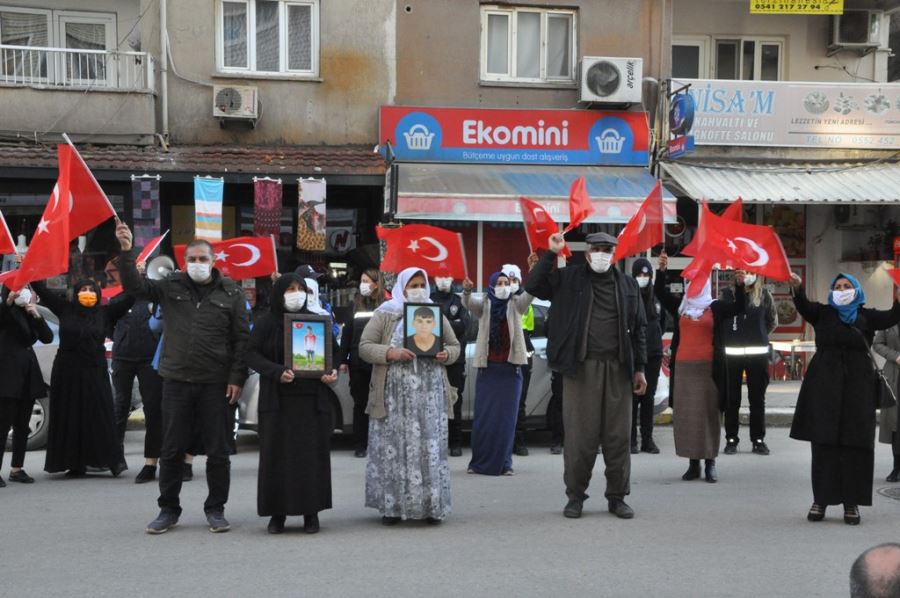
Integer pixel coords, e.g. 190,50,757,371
141,0,395,146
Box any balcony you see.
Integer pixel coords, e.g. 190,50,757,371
0,45,157,145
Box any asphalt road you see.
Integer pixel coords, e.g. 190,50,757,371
4,426,899,598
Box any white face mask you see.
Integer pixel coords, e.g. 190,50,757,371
359,282,373,297
589,251,613,274
744,274,758,286
14,288,32,306
187,262,212,283
406,288,429,302
434,277,453,292
509,282,520,294
636,276,650,288
283,291,307,312
832,288,856,306
494,286,512,300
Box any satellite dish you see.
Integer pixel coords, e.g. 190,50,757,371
147,255,175,280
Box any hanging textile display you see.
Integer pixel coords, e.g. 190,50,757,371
131,174,161,250
253,177,283,237
297,177,326,252
194,176,225,242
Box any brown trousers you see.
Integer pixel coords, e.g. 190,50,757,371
563,358,632,501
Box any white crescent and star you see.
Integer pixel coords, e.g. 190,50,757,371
231,243,262,266
727,236,770,267
408,237,449,262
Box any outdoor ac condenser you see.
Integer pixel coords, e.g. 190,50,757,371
579,57,643,104
212,85,259,120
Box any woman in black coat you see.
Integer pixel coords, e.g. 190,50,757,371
33,278,132,477
0,285,53,485
245,273,339,534
789,272,900,525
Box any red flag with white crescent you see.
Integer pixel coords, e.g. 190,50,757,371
564,176,595,233
376,224,467,279
519,197,571,258
612,181,664,264
173,236,277,280
136,230,170,264
59,142,116,239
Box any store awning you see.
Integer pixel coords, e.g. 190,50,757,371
397,163,675,224
662,161,900,203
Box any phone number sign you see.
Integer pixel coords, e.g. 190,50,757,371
750,0,843,14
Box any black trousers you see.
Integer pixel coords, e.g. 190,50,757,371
723,354,769,442
158,380,231,515
632,355,662,441
0,397,33,469
514,356,533,447
547,371,564,445
446,362,465,448
112,359,163,459
350,366,372,452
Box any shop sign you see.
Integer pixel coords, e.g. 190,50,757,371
667,91,696,159
749,1,843,15
673,79,900,149
379,106,649,166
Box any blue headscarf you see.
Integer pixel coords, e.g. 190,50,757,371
827,272,865,324
488,272,510,348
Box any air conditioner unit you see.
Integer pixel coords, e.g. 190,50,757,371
830,9,882,50
579,57,643,104
212,85,258,120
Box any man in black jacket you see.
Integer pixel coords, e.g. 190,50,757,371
526,232,647,520
431,275,470,456
116,221,250,535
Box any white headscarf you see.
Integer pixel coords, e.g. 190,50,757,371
303,278,330,316
678,278,714,320
376,267,432,315
502,263,522,282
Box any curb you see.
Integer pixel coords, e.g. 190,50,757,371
653,407,795,427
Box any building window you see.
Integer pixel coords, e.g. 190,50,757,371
217,0,318,76
481,5,577,84
672,36,782,81
672,37,709,79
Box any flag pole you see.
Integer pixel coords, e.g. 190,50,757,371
457,233,468,280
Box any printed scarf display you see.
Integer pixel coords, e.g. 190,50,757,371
253,178,282,237
131,176,160,250
297,178,326,252
194,176,224,242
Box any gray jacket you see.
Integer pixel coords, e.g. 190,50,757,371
462,291,534,368
872,325,899,443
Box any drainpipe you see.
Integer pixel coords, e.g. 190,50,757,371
159,0,169,144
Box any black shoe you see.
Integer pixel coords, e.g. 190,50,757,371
134,465,156,484
641,437,660,454
887,469,900,483
682,460,701,481
449,447,463,457
8,470,34,484
550,444,563,455
303,514,320,534
206,510,231,533
64,469,85,478
110,462,128,478
513,444,529,457
807,503,826,522
145,510,179,534
182,463,193,482
843,505,860,526
268,515,286,534
607,498,635,519
354,448,367,458
381,516,401,526
630,437,639,455
752,440,770,455
563,499,583,519
704,459,718,483
724,438,738,455
425,517,442,525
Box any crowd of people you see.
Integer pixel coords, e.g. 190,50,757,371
1,221,899,539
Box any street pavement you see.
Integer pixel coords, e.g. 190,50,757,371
4,419,900,597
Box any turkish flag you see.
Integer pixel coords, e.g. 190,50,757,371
0,210,16,255
136,230,169,264
101,285,124,304
174,236,277,280
682,198,743,257
612,181,664,264
10,151,73,291
376,224,467,279
0,269,17,286
519,197,571,258
59,143,116,239
564,176,595,233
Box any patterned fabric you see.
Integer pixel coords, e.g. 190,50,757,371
253,179,282,237
194,176,224,241
297,178,326,252
365,327,451,520
239,206,294,247
131,177,160,250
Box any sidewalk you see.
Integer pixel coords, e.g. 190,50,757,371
655,379,802,426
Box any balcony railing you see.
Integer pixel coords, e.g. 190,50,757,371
0,45,155,92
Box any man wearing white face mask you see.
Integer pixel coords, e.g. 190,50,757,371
431,276,470,456
117,222,251,535
526,231,647,520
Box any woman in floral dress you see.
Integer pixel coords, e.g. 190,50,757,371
359,267,460,525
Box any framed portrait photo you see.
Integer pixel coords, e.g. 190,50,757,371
284,314,333,377
403,302,443,358
773,294,804,334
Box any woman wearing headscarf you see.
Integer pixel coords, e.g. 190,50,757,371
0,285,53,486
873,325,900,483
245,274,339,534
462,271,535,476
631,258,664,455
305,277,342,341
655,252,745,483
340,268,386,458
359,267,460,524
789,272,900,525
32,278,133,477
